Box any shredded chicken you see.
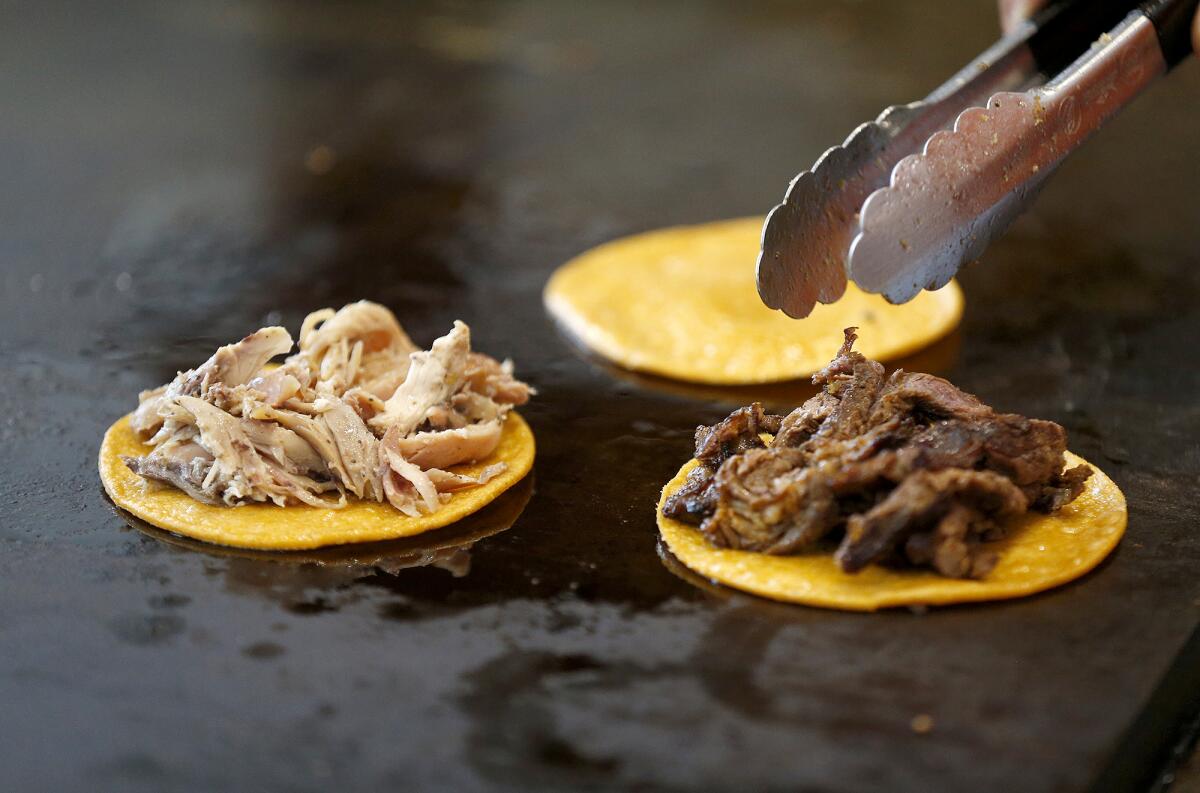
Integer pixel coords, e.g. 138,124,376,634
124,301,532,514
369,320,470,435
390,421,504,469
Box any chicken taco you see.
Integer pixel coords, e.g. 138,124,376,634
100,302,535,550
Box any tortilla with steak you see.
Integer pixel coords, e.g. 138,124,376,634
657,329,1126,610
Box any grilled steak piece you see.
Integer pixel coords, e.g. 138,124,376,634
694,402,783,468
771,391,838,448
661,465,720,525
1036,463,1093,512
703,448,837,554
811,332,886,440
835,469,1027,577
662,402,783,525
901,502,1001,579
669,327,1093,578
868,370,992,425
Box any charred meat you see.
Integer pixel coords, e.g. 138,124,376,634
665,328,1092,579
662,402,783,525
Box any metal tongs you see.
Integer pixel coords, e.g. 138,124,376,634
757,0,1199,318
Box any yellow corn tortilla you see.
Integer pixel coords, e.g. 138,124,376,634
657,452,1126,611
544,217,963,385
115,474,534,566
100,411,535,551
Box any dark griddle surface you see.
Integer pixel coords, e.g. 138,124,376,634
2,2,1199,791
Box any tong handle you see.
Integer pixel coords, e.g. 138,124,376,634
1142,0,1200,66
1028,0,1146,77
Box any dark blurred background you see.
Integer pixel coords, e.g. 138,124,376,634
7,0,1196,358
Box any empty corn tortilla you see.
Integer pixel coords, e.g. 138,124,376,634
657,451,1126,611
544,217,963,384
101,412,535,551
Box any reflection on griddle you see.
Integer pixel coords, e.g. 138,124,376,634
657,538,854,621
110,474,534,580
655,537,732,601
